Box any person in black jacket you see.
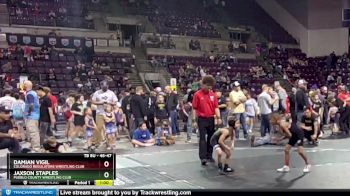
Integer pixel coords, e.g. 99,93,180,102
121,88,133,136
145,91,157,134
165,86,179,136
295,79,310,123
130,86,147,133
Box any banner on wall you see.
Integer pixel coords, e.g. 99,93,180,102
6,33,94,49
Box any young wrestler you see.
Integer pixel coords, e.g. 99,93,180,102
210,116,240,173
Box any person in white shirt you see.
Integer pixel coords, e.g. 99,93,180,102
92,81,118,146
244,91,259,133
258,85,278,137
0,90,16,110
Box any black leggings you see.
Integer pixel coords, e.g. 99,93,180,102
339,108,350,134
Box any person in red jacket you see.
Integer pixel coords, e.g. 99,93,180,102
192,75,222,166
337,85,350,134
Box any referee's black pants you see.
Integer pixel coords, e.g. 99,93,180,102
339,107,350,134
197,117,215,161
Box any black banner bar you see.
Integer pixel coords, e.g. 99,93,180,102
6,33,94,49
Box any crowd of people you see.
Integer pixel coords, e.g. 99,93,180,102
2,43,350,175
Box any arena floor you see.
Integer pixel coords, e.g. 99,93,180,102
1,128,350,190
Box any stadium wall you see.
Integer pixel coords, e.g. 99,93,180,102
256,0,349,57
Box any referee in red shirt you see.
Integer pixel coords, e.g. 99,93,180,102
192,75,222,165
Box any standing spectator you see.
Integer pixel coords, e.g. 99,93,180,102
217,91,228,127
154,93,169,125
244,91,259,133
70,94,85,145
12,93,26,140
274,81,288,113
0,90,16,109
36,86,55,146
165,86,179,136
192,75,222,166
145,91,157,134
44,87,58,133
184,89,196,143
295,79,310,123
92,81,118,146
258,85,278,137
337,85,350,134
130,86,147,133
229,81,248,139
23,81,41,151
121,88,133,136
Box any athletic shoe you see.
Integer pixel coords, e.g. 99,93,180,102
185,139,192,143
303,164,311,173
250,135,256,147
223,165,234,173
106,147,112,150
277,165,290,172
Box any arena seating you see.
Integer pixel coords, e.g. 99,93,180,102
0,49,132,95
150,55,274,96
6,0,102,29
124,0,221,38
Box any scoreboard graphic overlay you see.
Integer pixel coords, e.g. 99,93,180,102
7,153,116,186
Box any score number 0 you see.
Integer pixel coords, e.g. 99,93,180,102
103,161,109,178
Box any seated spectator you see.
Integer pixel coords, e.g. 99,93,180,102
58,6,67,15
19,62,29,75
3,82,13,91
29,70,39,81
33,3,40,16
15,7,23,16
156,120,175,146
43,136,72,153
48,30,57,37
104,75,113,82
1,62,12,73
48,10,56,19
48,68,56,81
14,44,23,55
228,42,234,52
100,63,110,71
0,106,29,153
49,46,58,59
131,121,155,147
23,45,32,62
